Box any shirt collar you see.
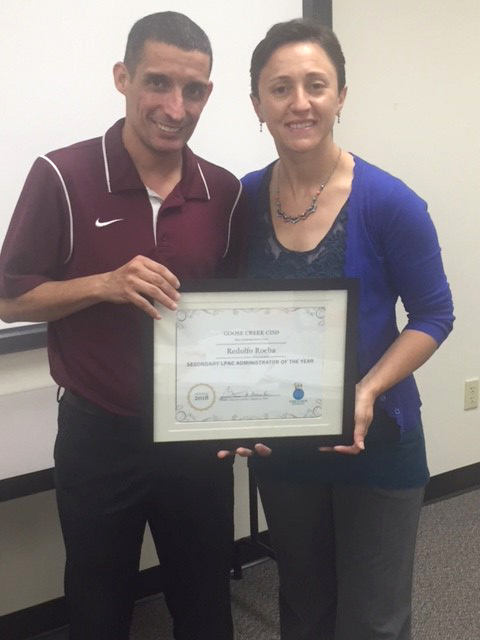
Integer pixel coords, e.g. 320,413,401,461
102,119,211,202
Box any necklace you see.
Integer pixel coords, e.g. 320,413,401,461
275,148,342,224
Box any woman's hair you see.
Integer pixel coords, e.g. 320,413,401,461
124,11,212,76
250,18,346,98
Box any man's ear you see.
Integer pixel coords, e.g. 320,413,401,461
113,62,129,95
204,81,214,105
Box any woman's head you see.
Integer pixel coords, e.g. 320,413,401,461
250,19,347,156
250,19,346,99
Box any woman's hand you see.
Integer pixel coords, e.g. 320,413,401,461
320,329,438,456
320,382,375,455
217,443,272,459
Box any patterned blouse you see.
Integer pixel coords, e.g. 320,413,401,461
246,165,428,488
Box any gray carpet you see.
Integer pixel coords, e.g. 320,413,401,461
34,488,480,639
411,490,480,640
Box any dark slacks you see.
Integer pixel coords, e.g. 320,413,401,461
54,396,234,640
256,472,425,640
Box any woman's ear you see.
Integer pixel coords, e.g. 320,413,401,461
250,93,264,123
338,85,348,111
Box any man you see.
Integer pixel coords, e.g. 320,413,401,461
0,12,245,640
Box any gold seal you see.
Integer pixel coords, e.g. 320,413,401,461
187,384,216,411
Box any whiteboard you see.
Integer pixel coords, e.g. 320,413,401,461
0,0,305,491
0,0,303,332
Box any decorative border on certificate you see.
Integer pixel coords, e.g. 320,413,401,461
144,278,358,448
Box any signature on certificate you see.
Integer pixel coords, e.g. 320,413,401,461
220,387,280,400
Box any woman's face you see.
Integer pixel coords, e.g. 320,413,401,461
252,41,346,156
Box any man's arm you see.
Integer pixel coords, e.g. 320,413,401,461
0,255,180,323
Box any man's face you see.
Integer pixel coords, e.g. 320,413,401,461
114,40,213,159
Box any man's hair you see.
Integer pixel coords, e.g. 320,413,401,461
124,11,213,75
250,18,346,97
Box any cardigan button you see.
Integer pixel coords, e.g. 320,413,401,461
394,408,401,415
379,395,386,402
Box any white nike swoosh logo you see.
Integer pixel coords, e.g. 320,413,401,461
95,217,124,228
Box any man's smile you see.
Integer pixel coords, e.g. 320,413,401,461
153,120,183,134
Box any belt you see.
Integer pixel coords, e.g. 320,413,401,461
61,389,117,418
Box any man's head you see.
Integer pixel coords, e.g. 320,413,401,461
114,12,213,161
124,12,213,77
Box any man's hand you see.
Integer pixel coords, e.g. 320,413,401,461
0,256,181,324
217,443,272,459
101,256,180,319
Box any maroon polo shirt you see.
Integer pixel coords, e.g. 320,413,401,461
0,119,246,414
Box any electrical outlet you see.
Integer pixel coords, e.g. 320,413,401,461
464,378,479,410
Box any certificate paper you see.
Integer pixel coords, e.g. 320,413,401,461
145,279,358,447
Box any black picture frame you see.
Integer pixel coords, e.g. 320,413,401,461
144,277,358,450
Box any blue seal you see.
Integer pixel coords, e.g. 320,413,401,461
293,386,305,400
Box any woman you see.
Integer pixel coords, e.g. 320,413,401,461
220,18,454,640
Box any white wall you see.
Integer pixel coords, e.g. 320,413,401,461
332,0,480,475
0,0,298,617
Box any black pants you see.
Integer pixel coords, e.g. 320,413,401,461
256,472,425,640
54,395,234,640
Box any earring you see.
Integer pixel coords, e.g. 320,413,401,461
259,121,263,133
337,112,341,124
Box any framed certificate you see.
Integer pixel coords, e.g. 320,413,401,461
144,278,358,448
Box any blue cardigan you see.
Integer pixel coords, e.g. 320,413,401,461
241,155,454,432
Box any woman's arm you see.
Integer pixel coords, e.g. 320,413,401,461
326,176,454,455
218,329,438,460
329,329,438,455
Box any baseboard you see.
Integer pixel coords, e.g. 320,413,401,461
0,597,67,640
424,461,480,503
2,465,479,640
0,469,54,502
